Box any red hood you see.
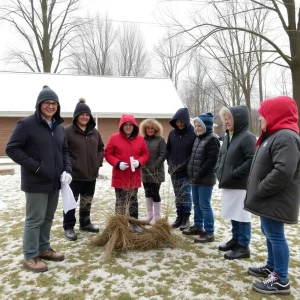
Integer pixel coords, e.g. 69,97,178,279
256,96,299,146
118,114,139,135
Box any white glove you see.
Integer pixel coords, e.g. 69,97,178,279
133,160,139,169
119,162,129,171
61,171,72,185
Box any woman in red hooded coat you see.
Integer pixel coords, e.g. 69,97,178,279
105,114,149,231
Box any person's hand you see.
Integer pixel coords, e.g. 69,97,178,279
61,171,72,185
133,160,139,169
119,162,129,170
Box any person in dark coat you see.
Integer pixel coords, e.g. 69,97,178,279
185,113,220,243
167,108,196,230
139,118,167,224
244,96,300,295
216,105,256,260
6,85,72,273
63,98,104,241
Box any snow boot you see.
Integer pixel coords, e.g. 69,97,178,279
179,213,190,231
144,197,153,222
150,201,161,225
171,211,183,228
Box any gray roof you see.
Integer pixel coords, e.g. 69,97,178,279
0,72,183,118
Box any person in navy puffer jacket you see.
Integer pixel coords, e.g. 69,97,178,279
167,107,196,230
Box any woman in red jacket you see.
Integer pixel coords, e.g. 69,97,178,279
105,114,149,232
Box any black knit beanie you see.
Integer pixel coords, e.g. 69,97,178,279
73,98,92,121
36,85,59,109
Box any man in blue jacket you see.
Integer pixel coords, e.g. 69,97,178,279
167,107,196,230
6,85,72,273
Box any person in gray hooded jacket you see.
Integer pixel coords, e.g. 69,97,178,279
216,105,256,260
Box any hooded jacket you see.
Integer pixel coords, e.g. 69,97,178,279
104,114,150,189
139,119,167,183
216,105,256,189
187,123,220,186
244,96,300,224
6,92,71,192
64,104,104,181
167,108,196,176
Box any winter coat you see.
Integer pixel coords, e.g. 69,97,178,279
139,120,167,183
104,114,150,190
187,132,220,186
65,116,104,181
167,108,196,177
216,106,256,189
244,96,300,224
6,107,71,193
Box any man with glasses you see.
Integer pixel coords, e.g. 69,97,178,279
6,85,72,273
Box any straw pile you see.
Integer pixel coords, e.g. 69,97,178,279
90,215,177,260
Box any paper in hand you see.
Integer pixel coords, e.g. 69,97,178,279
130,156,135,172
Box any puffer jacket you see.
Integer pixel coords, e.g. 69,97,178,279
244,96,300,224
65,114,104,181
216,106,256,189
104,114,149,190
188,132,220,186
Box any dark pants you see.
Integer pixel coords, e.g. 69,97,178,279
171,174,192,214
143,182,161,202
115,188,138,219
231,220,251,246
63,180,96,230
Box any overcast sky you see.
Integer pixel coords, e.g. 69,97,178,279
0,0,197,70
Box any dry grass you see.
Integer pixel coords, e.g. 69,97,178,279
91,215,177,261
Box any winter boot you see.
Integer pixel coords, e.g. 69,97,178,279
171,211,183,228
150,201,161,225
144,197,153,222
179,213,191,231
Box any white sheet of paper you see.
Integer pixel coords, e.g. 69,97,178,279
130,156,135,172
61,183,77,214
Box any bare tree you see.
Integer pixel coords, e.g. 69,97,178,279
0,0,79,73
172,0,300,125
154,30,190,89
115,23,151,77
187,1,270,131
68,13,117,75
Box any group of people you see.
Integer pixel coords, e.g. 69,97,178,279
5,85,300,296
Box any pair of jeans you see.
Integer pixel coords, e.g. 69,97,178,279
171,174,192,214
143,182,161,202
115,188,138,219
231,220,251,246
63,180,96,230
23,191,59,259
191,185,214,234
260,216,289,281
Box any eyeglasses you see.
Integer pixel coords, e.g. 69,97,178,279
42,101,58,107
146,127,156,131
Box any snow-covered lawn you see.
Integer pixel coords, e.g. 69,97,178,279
0,160,299,299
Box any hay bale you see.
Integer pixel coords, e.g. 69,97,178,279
0,169,15,175
90,215,177,261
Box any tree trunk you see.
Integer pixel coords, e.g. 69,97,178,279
291,63,300,128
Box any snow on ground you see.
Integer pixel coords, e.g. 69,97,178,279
0,159,299,299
